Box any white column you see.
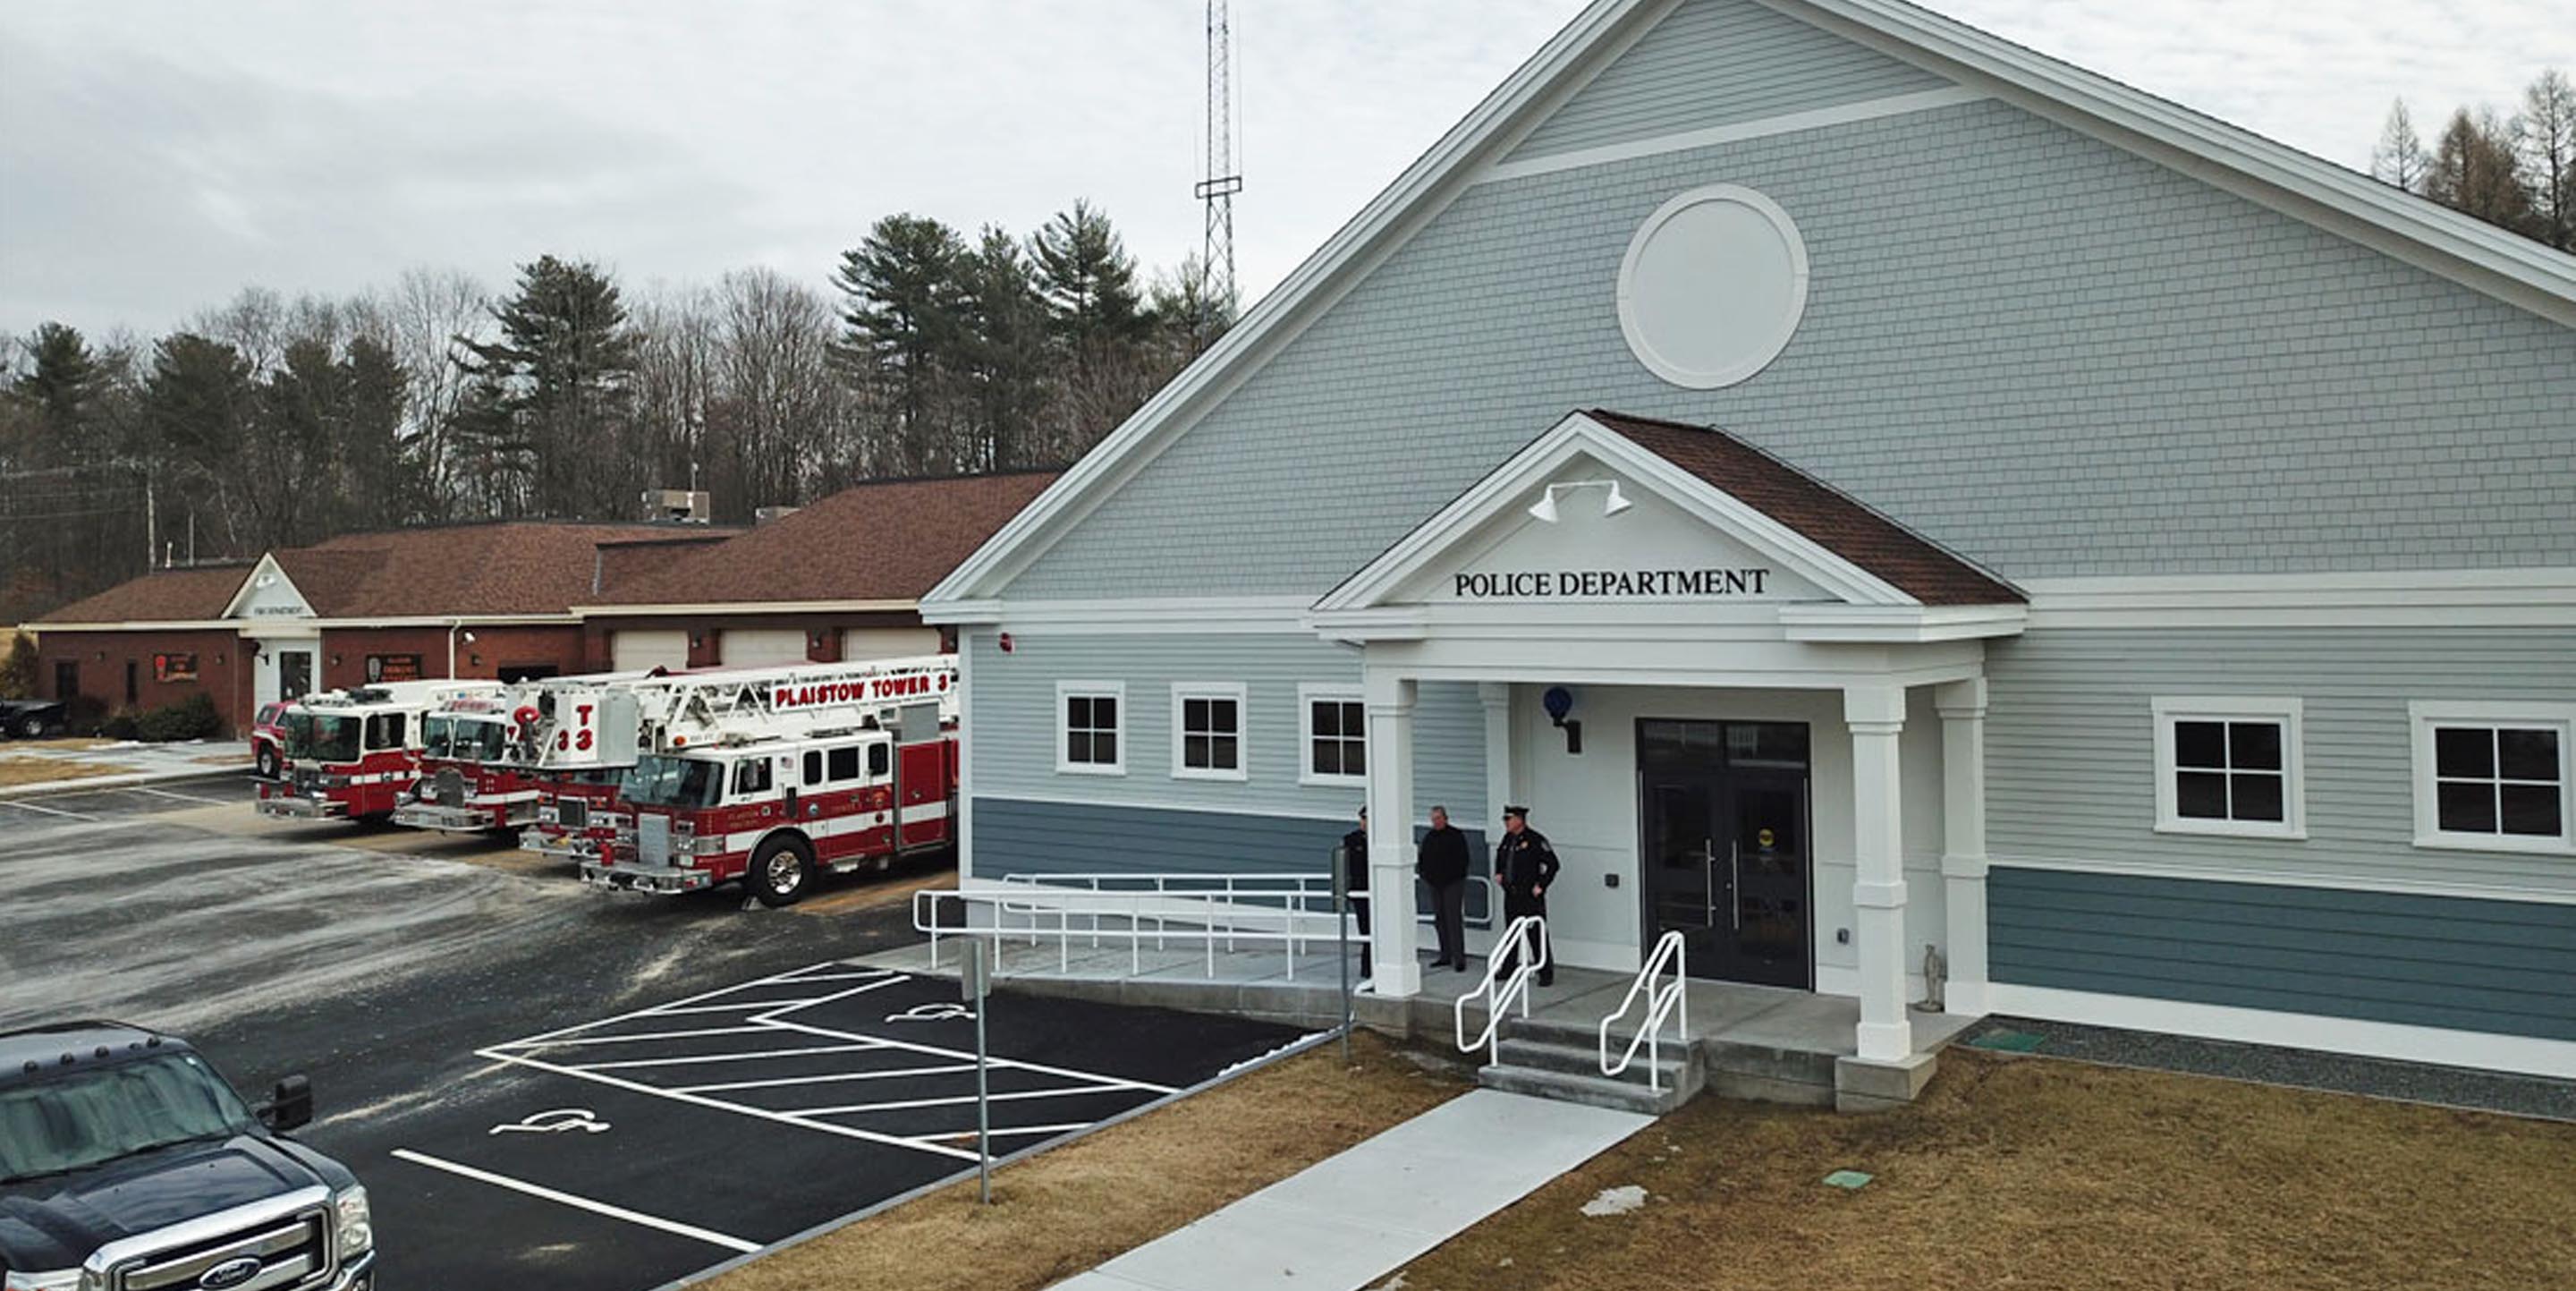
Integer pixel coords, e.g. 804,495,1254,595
1479,682,1512,836
1936,677,1990,1016
1845,685,1911,1063
1364,671,1421,998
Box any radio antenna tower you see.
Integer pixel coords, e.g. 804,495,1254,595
1194,0,1242,341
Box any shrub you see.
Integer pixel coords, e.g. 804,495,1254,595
0,631,33,701
100,709,141,741
134,692,223,743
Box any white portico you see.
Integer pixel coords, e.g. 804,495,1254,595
1311,410,2024,1064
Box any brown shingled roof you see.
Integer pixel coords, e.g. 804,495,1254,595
36,564,256,624
283,522,705,616
593,471,1061,608
1585,411,2021,606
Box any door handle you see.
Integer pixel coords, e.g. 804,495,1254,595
1730,841,1741,930
1700,839,1716,927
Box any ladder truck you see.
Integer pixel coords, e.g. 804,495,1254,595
255,679,508,821
392,672,653,834
580,654,959,906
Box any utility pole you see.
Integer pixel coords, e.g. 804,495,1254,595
1193,0,1242,347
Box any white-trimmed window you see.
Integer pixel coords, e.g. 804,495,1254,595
1056,681,1125,776
2410,701,2573,855
2151,697,2304,839
1171,683,1247,781
1300,684,1367,786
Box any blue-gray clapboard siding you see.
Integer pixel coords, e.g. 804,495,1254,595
975,796,1495,922
1506,0,1949,163
1989,867,2576,1042
1984,626,2576,898
1007,93,2576,600
966,632,1488,823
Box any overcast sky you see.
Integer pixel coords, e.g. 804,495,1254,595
2,0,2567,342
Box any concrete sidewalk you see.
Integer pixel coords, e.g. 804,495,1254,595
1048,1089,1652,1291
0,740,251,800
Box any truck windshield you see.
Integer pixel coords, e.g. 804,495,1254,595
426,716,509,763
621,755,723,809
284,711,360,763
0,1052,255,1185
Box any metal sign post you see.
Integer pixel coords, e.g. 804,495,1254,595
962,939,993,1204
1332,845,1352,1066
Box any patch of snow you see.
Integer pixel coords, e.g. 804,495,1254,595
1581,1185,1648,1217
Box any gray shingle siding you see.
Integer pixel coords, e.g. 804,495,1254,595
1989,867,2576,1041
1505,0,1950,163
1984,625,2576,896
965,633,1489,825
1008,96,2576,602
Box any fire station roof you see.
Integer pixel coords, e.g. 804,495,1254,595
588,471,1062,610
33,563,256,624
1585,410,2022,607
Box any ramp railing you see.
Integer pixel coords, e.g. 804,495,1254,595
913,872,1342,981
1453,914,1548,1066
1600,930,1688,1092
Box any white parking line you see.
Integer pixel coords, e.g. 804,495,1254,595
798,1087,1131,1117
128,786,228,806
475,1049,981,1161
908,1123,1095,1143
2,798,94,820
390,1149,760,1253
677,1064,978,1094
497,1025,777,1049
572,1043,887,1071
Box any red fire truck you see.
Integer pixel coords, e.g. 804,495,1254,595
256,680,507,821
392,674,653,834
580,655,959,905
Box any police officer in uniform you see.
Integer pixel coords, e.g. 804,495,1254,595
1494,805,1560,986
1340,806,1371,978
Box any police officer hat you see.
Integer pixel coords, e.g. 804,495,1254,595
1502,804,1528,820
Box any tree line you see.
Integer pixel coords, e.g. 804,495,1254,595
0,202,1224,623
2372,69,2576,251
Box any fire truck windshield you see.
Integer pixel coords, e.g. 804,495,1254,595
425,715,509,763
621,755,724,809
284,711,360,764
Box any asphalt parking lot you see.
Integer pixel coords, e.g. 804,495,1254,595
1,775,1305,1290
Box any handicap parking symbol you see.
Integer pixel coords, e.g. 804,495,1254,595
489,1108,613,1136
884,1002,975,1023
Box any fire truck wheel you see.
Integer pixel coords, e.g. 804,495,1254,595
751,837,816,908
255,745,279,778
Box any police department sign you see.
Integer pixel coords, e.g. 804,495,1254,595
1453,567,1774,599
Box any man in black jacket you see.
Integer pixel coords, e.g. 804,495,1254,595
1494,804,1560,986
1340,806,1371,978
1416,804,1470,971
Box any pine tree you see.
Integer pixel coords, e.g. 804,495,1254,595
453,256,640,518
143,334,261,550
2371,98,2430,192
1032,201,1151,449
834,215,967,475
955,225,1052,471
2427,107,2536,235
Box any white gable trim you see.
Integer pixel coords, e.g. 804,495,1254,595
216,554,310,622
926,0,2576,609
1314,411,1918,615
1480,83,1989,184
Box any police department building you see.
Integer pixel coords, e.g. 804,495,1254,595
926,0,2576,1079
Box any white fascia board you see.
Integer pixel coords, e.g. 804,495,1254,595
1779,603,2028,641
571,599,917,618
1773,0,2576,327
214,553,290,621
930,597,1317,635
1982,981,2576,1081
921,0,1662,608
31,614,585,633
1316,412,1921,613
2022,568,2576,629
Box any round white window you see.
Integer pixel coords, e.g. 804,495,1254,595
1615,184,1809,389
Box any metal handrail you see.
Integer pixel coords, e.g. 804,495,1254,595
914,877,1341,981
1601,930,1688,1092
1453,915,1548,1066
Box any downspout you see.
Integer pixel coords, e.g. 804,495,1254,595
448,619,462,679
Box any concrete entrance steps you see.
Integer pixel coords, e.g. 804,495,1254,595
1478,1026,1703,1115
1047,1089,1652,1291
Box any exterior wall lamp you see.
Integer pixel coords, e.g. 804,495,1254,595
1527,479,1632,522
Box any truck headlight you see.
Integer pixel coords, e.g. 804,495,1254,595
4,1270,81,1291
335,1185,373,1256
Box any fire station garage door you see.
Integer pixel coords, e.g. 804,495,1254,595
840,627,942,662
721,629,810,668
611,630,690,673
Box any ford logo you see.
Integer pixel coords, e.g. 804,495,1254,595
199,1256,263,1290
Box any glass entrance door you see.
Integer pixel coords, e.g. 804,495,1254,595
1637,719,1812,989
278,650,312,701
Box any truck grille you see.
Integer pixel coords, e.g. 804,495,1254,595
436,769,465,803
109,1204,330,1291
556,798,589,829
639,813,672,867
294,768,321,793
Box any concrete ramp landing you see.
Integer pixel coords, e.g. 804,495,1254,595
1049,1089,1650,1291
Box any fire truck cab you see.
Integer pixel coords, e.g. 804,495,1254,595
256,680,506,821
394,675,647,835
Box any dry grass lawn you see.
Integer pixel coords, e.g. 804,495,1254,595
1395,1049,2576,1291
703,1031,1470,1291
0,756,129,788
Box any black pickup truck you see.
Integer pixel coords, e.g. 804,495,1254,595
0,1022,374,1291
